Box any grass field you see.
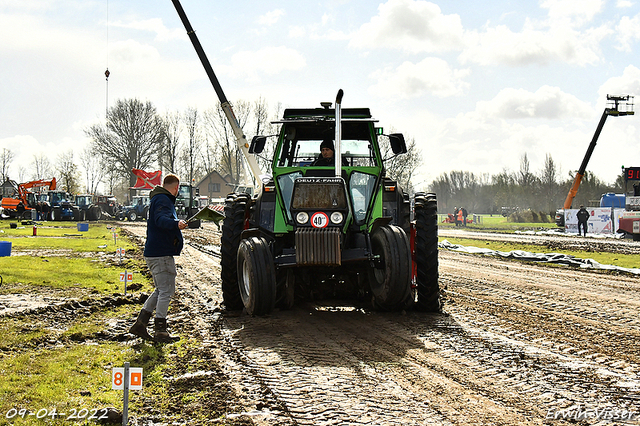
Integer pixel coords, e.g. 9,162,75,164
439,236,640,270
437,214,559,232
0,221,178,425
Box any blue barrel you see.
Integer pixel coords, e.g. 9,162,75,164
77,223,89,232
0,241,11,257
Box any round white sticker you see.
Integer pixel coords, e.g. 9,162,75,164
311,212,329,228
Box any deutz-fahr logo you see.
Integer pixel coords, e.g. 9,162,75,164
296,177,343,184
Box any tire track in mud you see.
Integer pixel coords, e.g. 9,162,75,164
439,251,640,417
126,224,640,425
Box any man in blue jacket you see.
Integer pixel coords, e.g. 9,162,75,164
129,173,187,343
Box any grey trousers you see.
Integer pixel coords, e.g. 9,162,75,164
143,256,177,319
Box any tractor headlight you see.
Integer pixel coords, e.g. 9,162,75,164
330,211,343,224
296,211,309,224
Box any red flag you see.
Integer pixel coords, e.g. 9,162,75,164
130,169,162,189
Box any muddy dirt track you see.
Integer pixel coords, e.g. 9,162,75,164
122,222,640,425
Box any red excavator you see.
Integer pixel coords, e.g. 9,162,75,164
0,178,57,219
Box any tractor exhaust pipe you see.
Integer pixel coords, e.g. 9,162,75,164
335,89,343,178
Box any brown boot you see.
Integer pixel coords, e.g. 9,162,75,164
129,309,153,341
154,317,179,343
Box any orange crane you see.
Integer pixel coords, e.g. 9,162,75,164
1,178,57,218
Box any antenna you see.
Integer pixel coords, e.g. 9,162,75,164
105,0,110,117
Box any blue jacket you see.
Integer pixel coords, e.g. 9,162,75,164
143,186,183,257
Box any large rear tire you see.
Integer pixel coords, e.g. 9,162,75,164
92,206,102,221
237,237,276,316
51,207,61,221
414,193,440,312
221,193,250,310
368,225,412,311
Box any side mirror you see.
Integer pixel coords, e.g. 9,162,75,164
389,133,407,154
249,136,267,154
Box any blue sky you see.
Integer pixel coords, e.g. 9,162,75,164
1,0,639,189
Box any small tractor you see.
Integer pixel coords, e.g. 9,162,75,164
117,195,150,221
74,194,104,221
45,190,81,221
95,195,119,217
175,183,202,228
171,0,440,315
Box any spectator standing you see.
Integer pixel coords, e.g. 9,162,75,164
576,205,590,236
129,173,188,343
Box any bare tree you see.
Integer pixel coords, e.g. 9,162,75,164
79,146,103,194
380,135,422,193
31,153,53,180
180,107,203,185
203,100,251,185
251,98,281,172
55,150,80,193
0,148,15,182
162,110,182,174
539,153,559,212
18,165,27,183
85,98,165,189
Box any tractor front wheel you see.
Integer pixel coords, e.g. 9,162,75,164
237,237,276,316
368,225,412,311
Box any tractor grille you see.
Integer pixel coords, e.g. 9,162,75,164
295,227,341,266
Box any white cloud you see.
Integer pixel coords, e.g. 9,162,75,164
348,0,610,67
615,13,640,51
597,65,640,103
540,0,605,26
111,18,184,42
460,21,610,66
349,0,464,53
288,26,306,38
369,58,470,98
258,9,285,26
476,86,593,119
616,0,634,7
221,46,306,83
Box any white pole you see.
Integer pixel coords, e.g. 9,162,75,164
122,362,129,426
334,89,344,178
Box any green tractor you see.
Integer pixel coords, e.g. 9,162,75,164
170,0,439,315
220,93,440,315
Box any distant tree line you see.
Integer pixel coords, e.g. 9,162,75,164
428,153,625,216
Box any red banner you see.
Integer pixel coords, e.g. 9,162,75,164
130,169,162,189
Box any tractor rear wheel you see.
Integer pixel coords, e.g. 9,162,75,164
92,206,102,221
221,193,250,310
51,207,61,221
368,224,412,311
413,193,440,312
237,236,276,316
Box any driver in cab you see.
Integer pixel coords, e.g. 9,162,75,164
311,139,347,166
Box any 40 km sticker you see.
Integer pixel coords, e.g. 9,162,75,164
311,212,329,228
